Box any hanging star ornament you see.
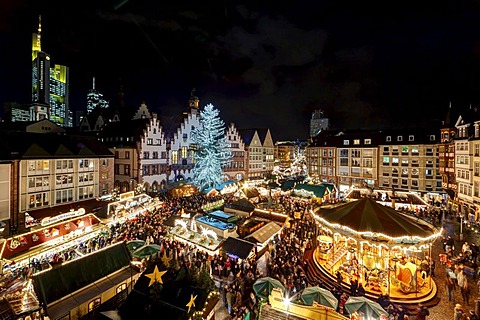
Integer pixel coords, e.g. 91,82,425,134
145,265,167,287
186,294,197,313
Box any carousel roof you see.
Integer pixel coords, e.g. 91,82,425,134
315,198,435,238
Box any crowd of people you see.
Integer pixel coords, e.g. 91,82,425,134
1,187,455,320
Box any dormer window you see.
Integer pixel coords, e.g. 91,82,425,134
397,136,403,142
386,136,391,142
408,135,414,141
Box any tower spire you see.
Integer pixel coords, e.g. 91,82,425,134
32,15,43,60
37,15,42,48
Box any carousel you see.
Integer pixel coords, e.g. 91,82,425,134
311,198,442,303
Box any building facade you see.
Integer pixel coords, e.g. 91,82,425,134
224,123,247,181
378,129,442,197
169,94,201,182
239,128,275,179
0,129,114,234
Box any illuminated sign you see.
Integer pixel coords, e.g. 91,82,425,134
41,208,86,226
120,191,135,201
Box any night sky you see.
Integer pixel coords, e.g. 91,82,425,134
2,0,480,140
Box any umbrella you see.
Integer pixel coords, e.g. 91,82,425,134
132,244,162,259
300,286,338,309
126,240,146,252
253,277,285,299
344,296,388,319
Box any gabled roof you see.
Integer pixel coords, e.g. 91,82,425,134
255,128,270,144
238,129,257,145
98,118,150,147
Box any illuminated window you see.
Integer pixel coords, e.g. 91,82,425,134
182,146,187,158
88,298,101,312
171,151,178,164
117,283,127,294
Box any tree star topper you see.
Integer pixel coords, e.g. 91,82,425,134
186,294,197,312
145,265,167,287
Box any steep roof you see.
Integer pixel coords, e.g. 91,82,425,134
98,118,150,148
238,129,257,145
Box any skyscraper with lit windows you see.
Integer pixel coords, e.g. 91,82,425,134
86,77,109,114
31,16,70,126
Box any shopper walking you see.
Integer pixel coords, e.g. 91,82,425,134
446,275,456,302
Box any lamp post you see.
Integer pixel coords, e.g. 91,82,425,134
460,215,464,241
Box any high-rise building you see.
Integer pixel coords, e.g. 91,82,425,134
86,77,109,114
31,16,70,126
310,109,329,137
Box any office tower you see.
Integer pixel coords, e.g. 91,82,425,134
87,77,109,114
31,16,70,126
310,109,329,137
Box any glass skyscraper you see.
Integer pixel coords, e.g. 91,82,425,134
31,16,70,126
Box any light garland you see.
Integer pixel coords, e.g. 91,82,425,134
310,210,442,246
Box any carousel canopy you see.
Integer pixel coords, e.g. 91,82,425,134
315,198,435,238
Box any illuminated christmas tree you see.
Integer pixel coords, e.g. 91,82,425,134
192,103,232,191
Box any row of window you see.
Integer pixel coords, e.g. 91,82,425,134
225,161,245,169
143,151,168,159
142,164,169,176
146,138,162,145
28,174,95,188
29,159,99,172
381,179,440,188
28,186,95,208
343,135,436,146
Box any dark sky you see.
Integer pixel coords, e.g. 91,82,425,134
2,0,480,140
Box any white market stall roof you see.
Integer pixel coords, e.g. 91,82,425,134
244,221,282,244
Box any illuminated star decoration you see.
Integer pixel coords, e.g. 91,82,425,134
161,250,172,266
186,294,197,313
145,265,167,287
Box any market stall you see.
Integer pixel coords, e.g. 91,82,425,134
311,198,442,301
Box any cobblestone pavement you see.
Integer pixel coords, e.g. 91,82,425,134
428,216,480,320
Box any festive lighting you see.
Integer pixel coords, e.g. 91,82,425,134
200,226,218,241
145,265,167,287
310,209,442,245
186,294,197,312
191,103,232,191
